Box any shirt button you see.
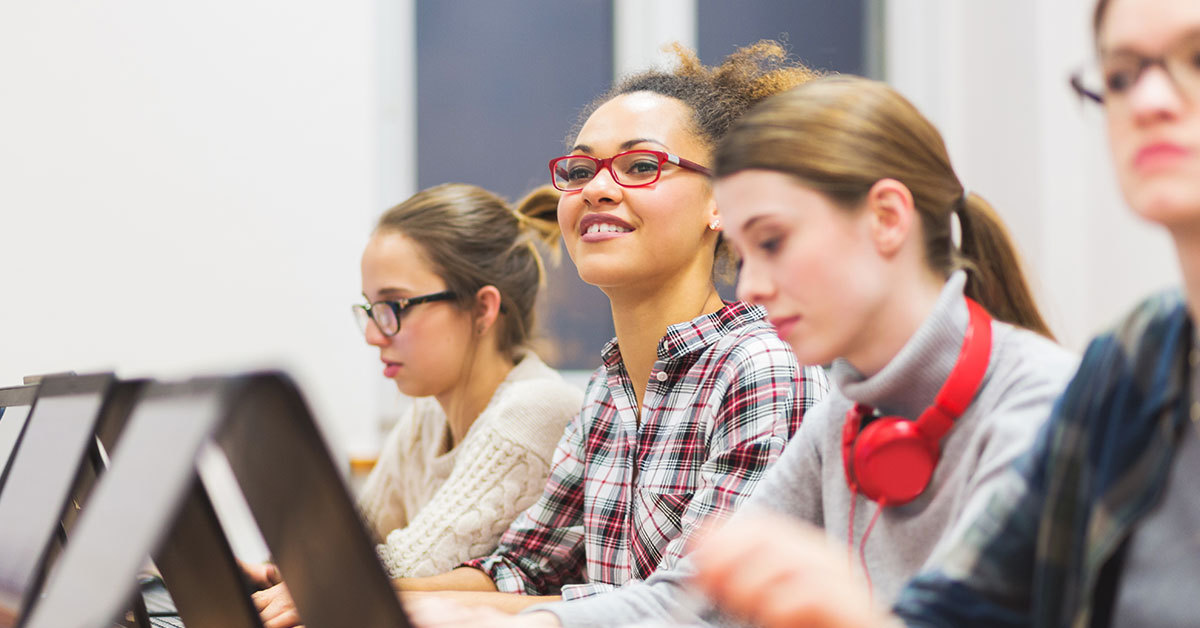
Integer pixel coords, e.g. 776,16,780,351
655,371,668,382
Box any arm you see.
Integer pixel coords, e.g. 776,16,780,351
401,406,591,598
377,427,558,578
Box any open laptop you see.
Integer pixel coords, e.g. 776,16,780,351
0,380,39,492
0,374,236,628
0,373,119,624
22,372,413,628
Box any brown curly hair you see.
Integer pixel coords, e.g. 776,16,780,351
569,40,821,280
572,41,821,151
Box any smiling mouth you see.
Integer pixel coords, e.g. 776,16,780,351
584,223,633,235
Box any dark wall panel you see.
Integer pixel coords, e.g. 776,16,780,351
416,1,615,368
698,0,865,75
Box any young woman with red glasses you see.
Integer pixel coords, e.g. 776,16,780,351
385,41,831,620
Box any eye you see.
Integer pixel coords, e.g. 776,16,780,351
757,236,783,255
1101,57,1141,94
625,158,661,176
567,165,596,181
1105,69,1136,93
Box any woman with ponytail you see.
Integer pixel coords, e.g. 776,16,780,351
671,76,1080,628
351,182,584,578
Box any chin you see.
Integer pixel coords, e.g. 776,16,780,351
788,340,836,370
393,378,432,399
571,258,639,290
1126,182,1200,230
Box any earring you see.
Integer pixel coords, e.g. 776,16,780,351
709,218,722,231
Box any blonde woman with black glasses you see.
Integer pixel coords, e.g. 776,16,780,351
248,183,584,626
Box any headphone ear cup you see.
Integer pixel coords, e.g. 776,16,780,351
851,417,938,505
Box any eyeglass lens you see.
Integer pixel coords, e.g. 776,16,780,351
1085,36,1200,102
553,151,663,190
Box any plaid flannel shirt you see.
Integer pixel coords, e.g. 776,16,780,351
895,290,1192,628
463,301,829,599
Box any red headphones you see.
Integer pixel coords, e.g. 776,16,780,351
841,297,992,506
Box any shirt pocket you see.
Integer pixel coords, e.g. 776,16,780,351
630,488,695,577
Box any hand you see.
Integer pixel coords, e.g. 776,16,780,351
691,512,892,628
240,560,283,590
252,581,303,628
405,596,561,628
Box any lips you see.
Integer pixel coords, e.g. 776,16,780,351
768,316,800,339
578,213,634,242
1133,142,1191,172
382,361,401,378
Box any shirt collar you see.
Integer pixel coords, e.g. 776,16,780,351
600,301,767,367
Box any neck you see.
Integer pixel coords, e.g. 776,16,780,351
1173,227,1200,323
845,268,946,377
605,265,722,412
435,343,515,450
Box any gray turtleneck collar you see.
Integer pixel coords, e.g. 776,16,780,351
831,271,972,421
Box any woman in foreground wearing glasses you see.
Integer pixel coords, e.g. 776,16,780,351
692,0,1200,627
381,41,830,619
250,183,583,619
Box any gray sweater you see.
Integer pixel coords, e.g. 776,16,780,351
536,272,1079,627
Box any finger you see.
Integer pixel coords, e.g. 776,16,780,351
266,563,283,585
262,607,302,628
252,590,271,612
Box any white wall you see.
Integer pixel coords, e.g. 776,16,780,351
0,1,413,460
885,0,1180,350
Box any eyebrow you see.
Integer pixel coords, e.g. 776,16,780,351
1101,28,1200,56
740,214,774,232
570,138,667,154
372,287,414,300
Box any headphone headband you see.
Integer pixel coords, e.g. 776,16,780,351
841,297,993,505
914,298,992,442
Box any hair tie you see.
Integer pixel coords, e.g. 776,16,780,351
949,209,963,252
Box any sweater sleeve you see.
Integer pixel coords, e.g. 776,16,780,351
376,379,581,578
460,405,590,595
377,432,552,577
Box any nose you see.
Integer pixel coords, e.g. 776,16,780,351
580,163,623,207
363,317,390,347
1128,65,1185,124
735,257,775,306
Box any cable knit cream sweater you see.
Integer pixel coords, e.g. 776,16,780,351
357,353,583,578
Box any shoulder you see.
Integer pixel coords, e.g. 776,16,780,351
474,368,583,450
707,310,801,377
987,323,1080,395
1096,289,1190,369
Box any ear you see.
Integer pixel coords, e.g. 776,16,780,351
473,285,504,335
865,178,917,258
704,192,721,232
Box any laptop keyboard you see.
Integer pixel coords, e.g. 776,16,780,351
140,576,183,628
